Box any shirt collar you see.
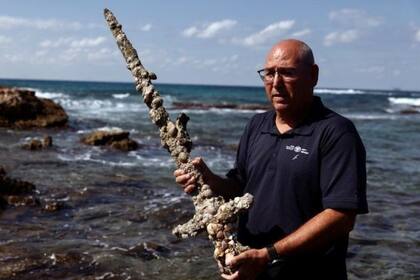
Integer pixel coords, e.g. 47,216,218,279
261,96,325,136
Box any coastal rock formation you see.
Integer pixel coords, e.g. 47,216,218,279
105,9,253,274
0,86,68,128
0,166,64,211
22,135,53,150
81,129,138,151
0,166,38,208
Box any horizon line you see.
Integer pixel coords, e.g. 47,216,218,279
0,77,418,93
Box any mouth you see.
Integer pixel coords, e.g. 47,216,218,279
272,94,287,103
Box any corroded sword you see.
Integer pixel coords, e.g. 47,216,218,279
104,8,253,274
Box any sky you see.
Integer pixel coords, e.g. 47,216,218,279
0,0,419,90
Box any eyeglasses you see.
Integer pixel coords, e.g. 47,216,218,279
257,67,300,84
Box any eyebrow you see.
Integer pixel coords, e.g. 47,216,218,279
264,67,297,71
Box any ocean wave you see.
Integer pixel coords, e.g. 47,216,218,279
130,154,175,167
168,108,265,115
34,90,70,100
344,113,400,120
76,126,126,134
315,88,364,95
57,152,138,167
388,97,420,107
58,98,146,113
112,93,130,99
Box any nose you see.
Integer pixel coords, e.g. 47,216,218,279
272,70,283,87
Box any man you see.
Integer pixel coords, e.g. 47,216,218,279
174,39,368,280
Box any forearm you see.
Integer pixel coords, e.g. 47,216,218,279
273,208,356,257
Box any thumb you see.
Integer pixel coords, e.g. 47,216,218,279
192,157,211,176
226,252,247,268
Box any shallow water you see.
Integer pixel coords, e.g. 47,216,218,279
0,79,419,279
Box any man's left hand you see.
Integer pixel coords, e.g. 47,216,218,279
221,248,270,280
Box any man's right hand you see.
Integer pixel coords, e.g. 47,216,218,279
173,157,213,194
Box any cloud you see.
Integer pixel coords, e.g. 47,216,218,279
40,37,106,48
36,36,109,64
240,20,295,46
163,53,240,72
329,9,383,28
182,26,198,37
70,37,106,48
415,29,420,42
40,38,71,48
0,15,82,30
2,53,24,63
141,24,152,32
324,29,359,46
291,29,311,37
87,48,119,61
182,19,237,38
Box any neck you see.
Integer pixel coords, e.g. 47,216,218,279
275,98,313,133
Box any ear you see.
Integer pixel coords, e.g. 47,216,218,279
310,64,319,87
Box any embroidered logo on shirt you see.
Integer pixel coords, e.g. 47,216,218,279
285,145,309,155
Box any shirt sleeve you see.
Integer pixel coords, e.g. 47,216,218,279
320,131,368,214
226,118,253,191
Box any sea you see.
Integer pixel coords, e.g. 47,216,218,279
0,78,419,280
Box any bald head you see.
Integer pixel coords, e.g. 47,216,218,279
266,39,315,67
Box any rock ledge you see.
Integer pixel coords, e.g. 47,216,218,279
0,86,68,128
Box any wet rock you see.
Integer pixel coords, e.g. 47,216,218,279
172,102,270,111
0,249,95,279
0,166,38,209
0,253,49,279
124,242,170,260
109,138,138,151
226,143,238,151
6,195,39,207
42,200,65,212
399,108,419,114
22,135,53,150
0,86,68,128
0,166,35,195
81,129,139,151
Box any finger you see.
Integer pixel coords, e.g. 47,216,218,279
191,157,201,165
175,173,191,184
221,271,239,280
227,252,248,268
184,185,196,194
173,169,185,177
185,175,197,186
217,261,224,273
192,157,207,173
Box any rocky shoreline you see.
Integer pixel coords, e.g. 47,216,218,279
0,86,68,128
0,86,142,213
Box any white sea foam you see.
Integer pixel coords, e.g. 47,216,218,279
168,108,265,115
315,88,364,95
344,113,400,120
57,153,137,167
130,154,175,168
112,93,130,99
58,99,146,114
34,90,70,100
388,97,420,107
76,126,125,134
161,94,176,105
97,126,124,132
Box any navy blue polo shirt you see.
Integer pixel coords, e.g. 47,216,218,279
227,96,368,278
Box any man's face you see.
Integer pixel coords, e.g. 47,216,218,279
263,44,317,116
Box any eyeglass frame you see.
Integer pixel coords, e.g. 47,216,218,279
257,66,309,84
